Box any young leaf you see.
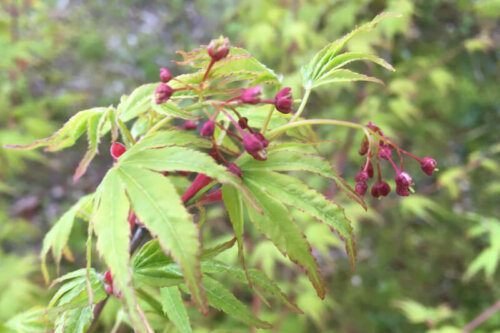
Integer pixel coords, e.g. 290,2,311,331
201,276,272,329
116,165,208,314
160,287,193,333
41,194,94,283
54,307,93,333
92,169,152,332
4,108,107,152
244,170,356,270
118,83,157,122
243,179,326,299
73,111,106,182
310,69,384,89
302,12,398,89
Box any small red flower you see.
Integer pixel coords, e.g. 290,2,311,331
355,182,368,196
207,37,230,61
240,86,262,104
200,120,215,137
243,133,268,161
421,157,437,176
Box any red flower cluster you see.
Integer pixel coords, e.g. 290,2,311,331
355,122,437,198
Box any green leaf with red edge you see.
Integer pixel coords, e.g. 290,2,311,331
242,178,326,299
160,287,193,333
199,276,272,329
240,149,366,209
3,107,107,152
150,99,198,120
116,165,208,314
41,194,94,283
120,146,260,211
243,170,356,270
92,169,152,332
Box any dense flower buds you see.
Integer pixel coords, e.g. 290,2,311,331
371,181,391,198
200,120,215,137
110,142,126,161
421,157,437,176
159,67,173,83
274,87,293,114
243,133,268,161
240,86,262,104
227,163,243,177
155,83,174,104
355,182,368,196
207,36,230,61
182,120,198,130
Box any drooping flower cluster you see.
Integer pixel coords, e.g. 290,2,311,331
355,122,437,198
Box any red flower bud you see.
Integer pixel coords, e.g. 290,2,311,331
243,133,267,161
395,171,413,196
181,173,212,203
104,270,113,286
159,67,173,83
359,138,369,155
274,87,293,114
253,132,269,148
396,184,410,196
200,120,215,137
366,161,374,178
355,182,368,196
155,83,174,104
355,171,369,182
240,86,262,104
421,156,437,176
207,36,230,61
182,120,198,130
378,142,392,160
227,163,243,177
110,142,126,161
238,117,249,129
371,181,391,198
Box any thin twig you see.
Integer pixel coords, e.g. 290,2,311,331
463,299,500,333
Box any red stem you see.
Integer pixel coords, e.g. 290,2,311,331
181,173,213,203
202,59,216,82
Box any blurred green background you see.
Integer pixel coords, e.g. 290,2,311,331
1,0,499,332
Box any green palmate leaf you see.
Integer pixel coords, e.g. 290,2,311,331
41,194,94,283
4,308,52,332
221,185,250,284
54,307,93,333
73,111,107,182
127,129,212,153
118,83,157,122
201,260,302,314
4,107,107,151
302,12,398,89
242,179,326,299
151,99,198,120
244,171,356,269
311,69,384,89
240,149,366,209
160,287,193,333
92,169,152,332
201,276,272,329
120,146,259,210
116,166,208,314
175,46,279,85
